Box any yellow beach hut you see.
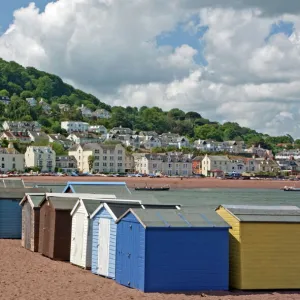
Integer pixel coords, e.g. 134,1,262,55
216,205,300,290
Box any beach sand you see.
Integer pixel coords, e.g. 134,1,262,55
1,240,300,300
22,176,295,190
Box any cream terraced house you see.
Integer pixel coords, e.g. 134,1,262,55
0,144,24,172
201,155,231,177
25,146,56,172
134,153,192,176
69,143,125,173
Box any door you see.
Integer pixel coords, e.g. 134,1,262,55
24,203,32,250
42,207,51,257
73,213,85,265
98,218,110,276
118,222,141,289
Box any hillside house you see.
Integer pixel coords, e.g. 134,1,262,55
91,109,111,119
109,126,133,135
0,96,10,105
2,121,41,132
48,134,74,149
26,98,37,107
58,104,70,112
0,143,24,172
77,104,92,118
88,125,107,135
39,99,51,113
28,131,49,143
67,132,100,144
1,131,31,144
140,136,162,150
61,121,89,133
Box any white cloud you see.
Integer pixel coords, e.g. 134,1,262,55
1,0,300,136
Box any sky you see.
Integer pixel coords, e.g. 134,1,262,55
1,1,300,137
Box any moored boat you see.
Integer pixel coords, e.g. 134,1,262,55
282,186,300,191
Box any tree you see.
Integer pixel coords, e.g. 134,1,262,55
185,111,202,119
0,89,9,97
88,155,95,172
52,142,66,155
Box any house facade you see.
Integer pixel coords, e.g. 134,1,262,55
69,143,125,173
48,134,74,149
61,121,89,133
55,155,78,173
0,144,24,172
0,96,10,105
88,125,107,135
2,121,41,132
58,104,70,112
92,109,111,119
134,153,192,176
77,104,92,118
25,146,56,172
201,155,231,177
192,156,204,175
67,132,100,144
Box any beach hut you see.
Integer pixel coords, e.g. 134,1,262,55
216,205,300,289
20,193,45,251
33,183,67,193
63,182,131,198
70,198,136,269
115,208,230,292
38,196,78,260
90,201,145,278
0,188,44,239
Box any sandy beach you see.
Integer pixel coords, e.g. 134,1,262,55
1,240,300,300
21,176,295,190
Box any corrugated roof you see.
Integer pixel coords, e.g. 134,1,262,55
0,179,25,188
221,205,300,223
35,184,66,193
81,199,103,215
0,188,46,199
107,203,142,218
69,184,131,198
48,197,78,210
124,208,230,228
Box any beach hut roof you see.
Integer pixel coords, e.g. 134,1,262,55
116,207,230,228
47,197,78,210
0,188,45,199
19,193,45,207
0,179,25,188
218,205,300,223
70,199,103,216
33,183,67,193
63,181,131,198
90,202,143,220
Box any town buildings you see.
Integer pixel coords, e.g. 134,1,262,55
2,121,41,132
67,132,101,144
61,121,89,133
91,109,111,119
55,156,78,173
25,146,56,172
69,143,125,173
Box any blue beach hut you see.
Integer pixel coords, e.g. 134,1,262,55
115,208,230,292
90,202,142,278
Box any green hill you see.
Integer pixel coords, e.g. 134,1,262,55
0,58,296,150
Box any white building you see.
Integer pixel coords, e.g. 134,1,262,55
0,143,24,172
25,146,56,172
67,132,100,144
134,153,192,176
88,125,107,135
201,155,231,177
69,143,125,173
39,99,51,113
58,104,70,112
92,109,111,119
61,121,89,133
275,150,300,160
140,136,162,150
26,98,37,107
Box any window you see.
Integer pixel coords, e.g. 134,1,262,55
12,157,15,162
153,163,157,168
118,150,123,155
103,150,107,154
232,167,235,170
168,163,172,168
118,156,122,161
1,163,4,168
110,163,114,166
183,164,187,169
1,157,3,161
103,162,107,167
95,162,99,167
118,163,122,167
95,156,99,160
103,156,107,161
95,150,99,154
110,156,114,161
214,161,216,164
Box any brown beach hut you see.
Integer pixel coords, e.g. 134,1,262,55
20,193,45,252
38,196,77,261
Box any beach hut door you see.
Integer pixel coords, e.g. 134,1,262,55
74,213,85,265
98,218,110,276
24,203,32,250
